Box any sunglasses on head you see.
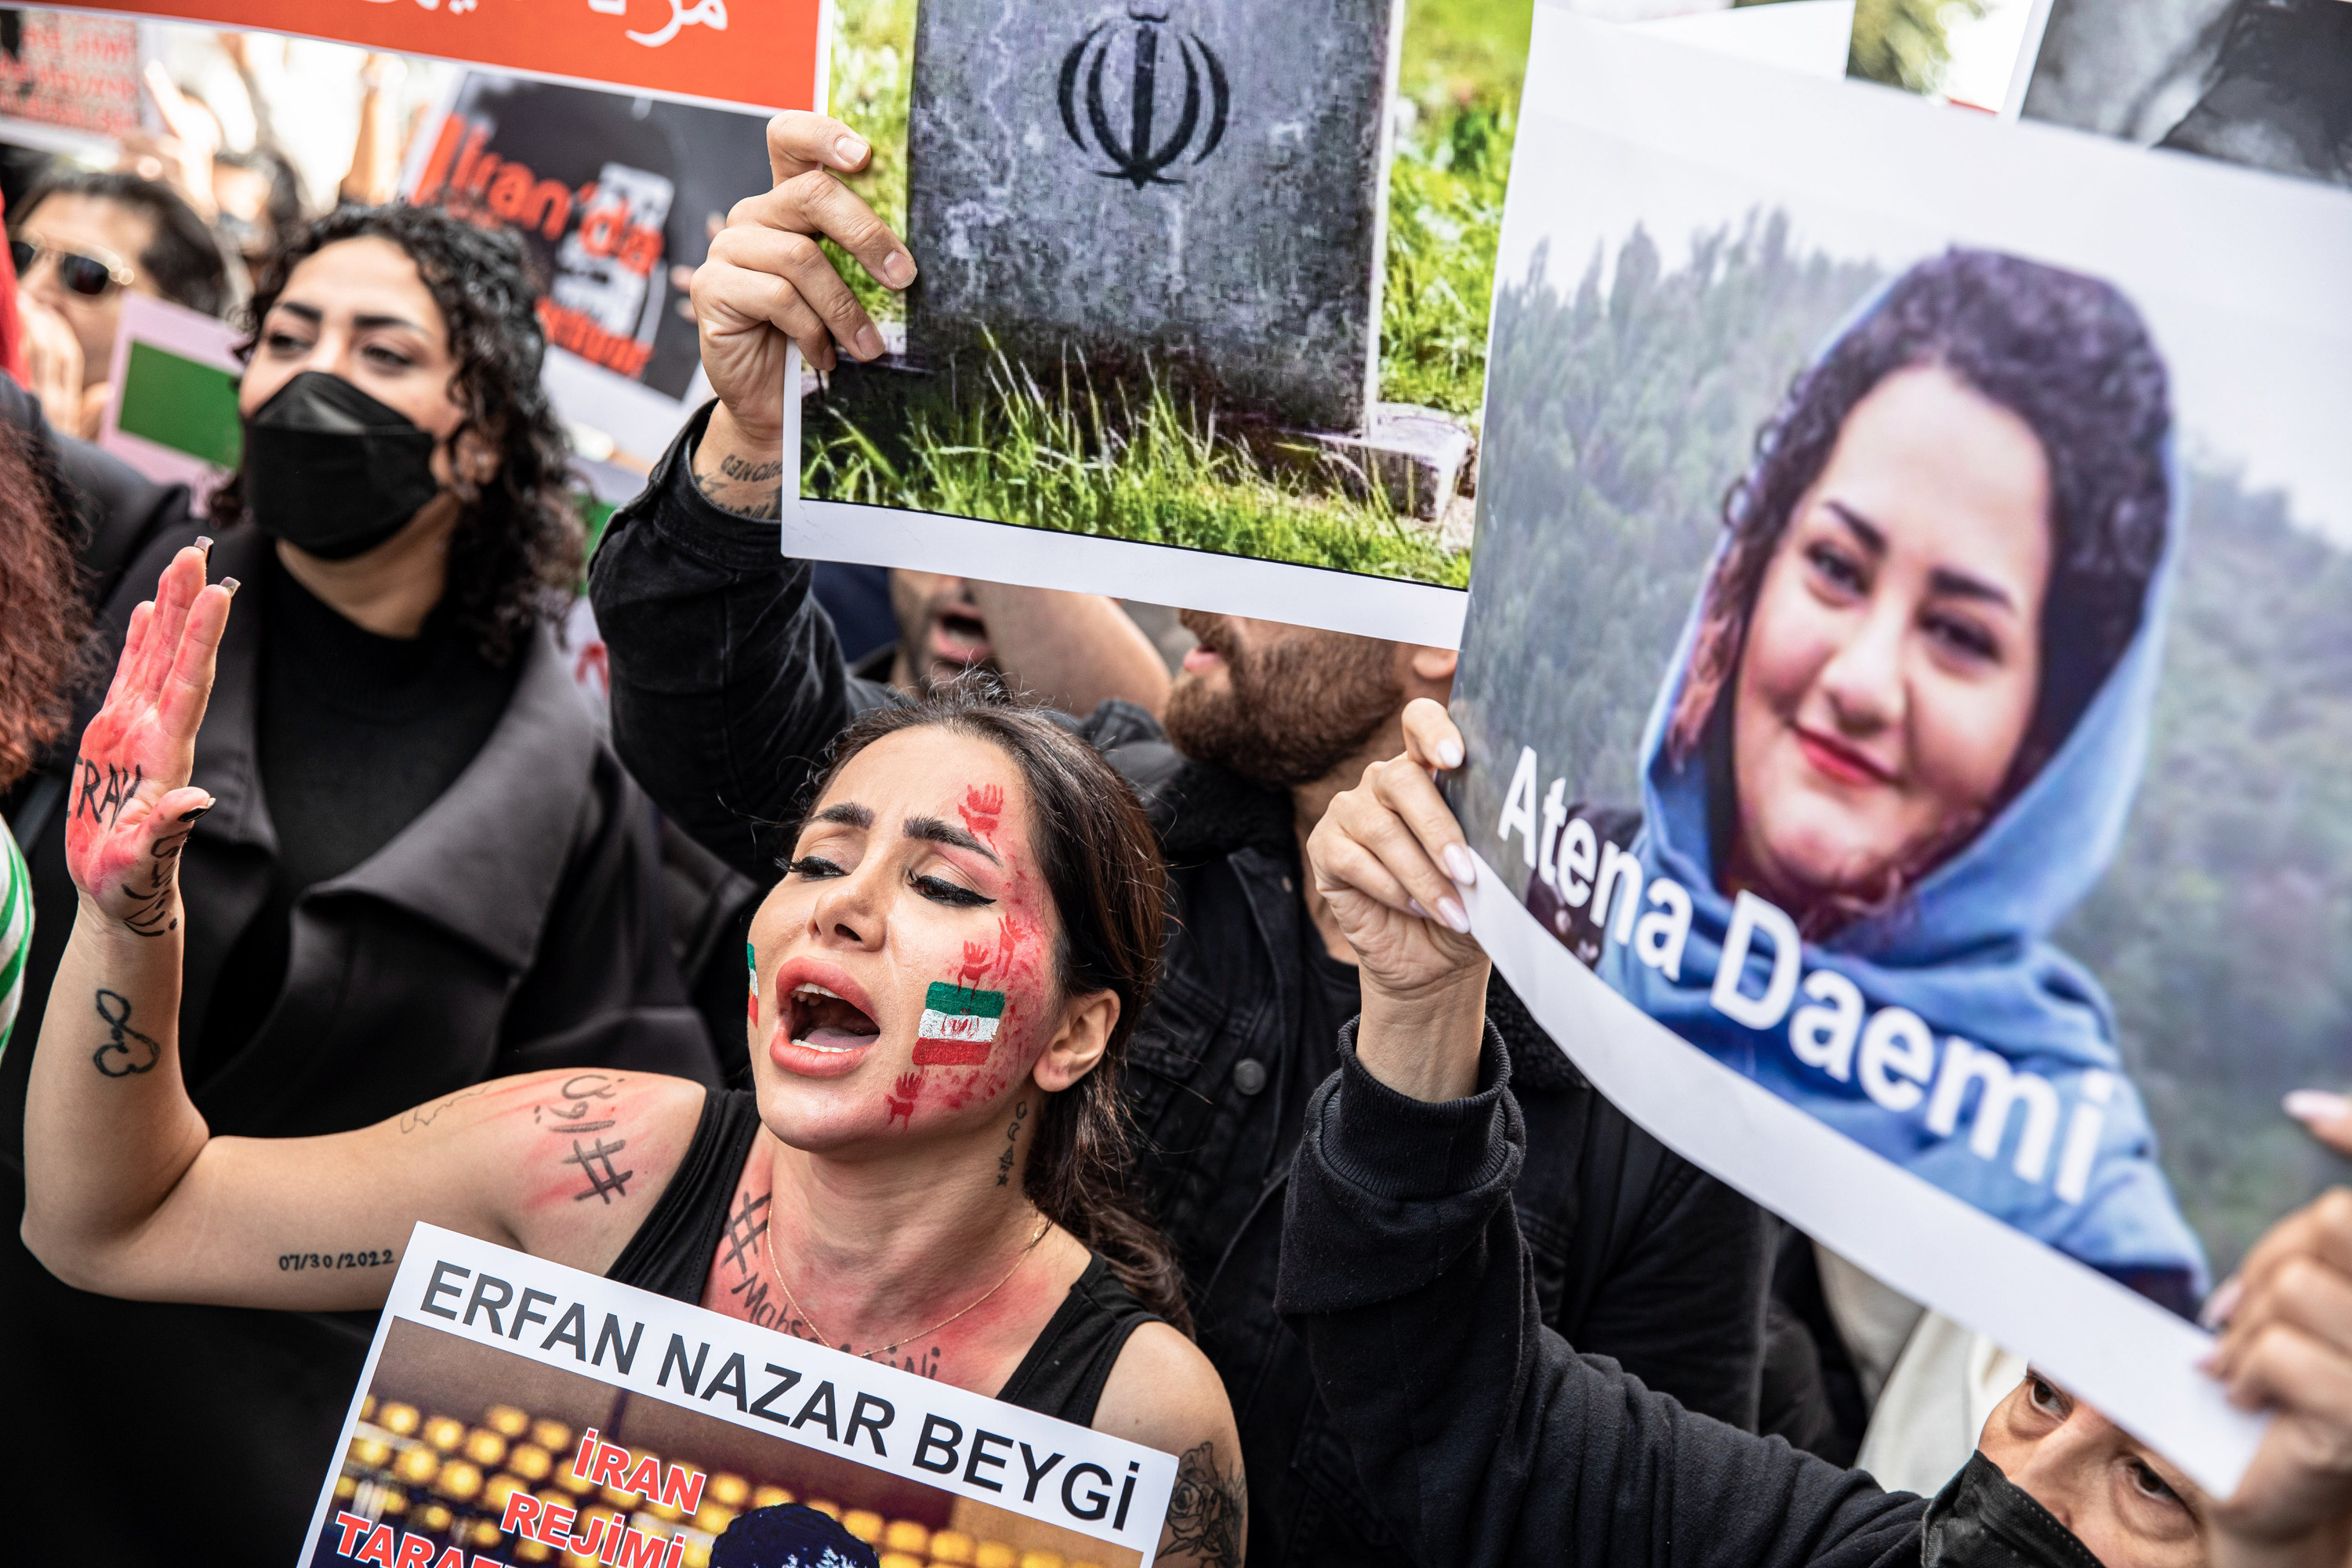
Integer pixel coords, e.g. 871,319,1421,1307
10,236,135,298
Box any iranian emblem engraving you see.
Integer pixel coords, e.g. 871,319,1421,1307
1058,2,1230,189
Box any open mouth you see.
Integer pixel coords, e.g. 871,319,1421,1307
786,982,883,1054
931,610,990,666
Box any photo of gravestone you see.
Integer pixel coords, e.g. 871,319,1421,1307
799,0,1532,593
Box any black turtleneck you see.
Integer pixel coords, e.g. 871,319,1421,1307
198,552,519,1076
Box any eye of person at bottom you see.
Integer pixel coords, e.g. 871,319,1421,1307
2127,1458,2183,1508
2027,1374,2069,1419
785,855,845,880
913,872,992,909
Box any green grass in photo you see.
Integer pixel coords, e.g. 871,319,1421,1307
808,350,1469,588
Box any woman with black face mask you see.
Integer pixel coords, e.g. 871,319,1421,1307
0,204,724,1567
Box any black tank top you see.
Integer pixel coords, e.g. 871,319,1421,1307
606,1090,1160,1427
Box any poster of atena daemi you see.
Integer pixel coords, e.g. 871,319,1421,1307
1446,6,2352,1498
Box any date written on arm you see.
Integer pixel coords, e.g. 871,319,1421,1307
279,1247,397,1272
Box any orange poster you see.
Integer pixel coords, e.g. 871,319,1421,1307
52,0,818,112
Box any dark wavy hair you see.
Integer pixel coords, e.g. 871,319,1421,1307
1668,249,2173,801
0,426,85,792
800,683,1189,1334
209,203,579,666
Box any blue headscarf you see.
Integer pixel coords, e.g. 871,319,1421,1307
1587,264,2208,1299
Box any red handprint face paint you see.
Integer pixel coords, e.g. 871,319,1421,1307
959,782,1004,844
743,727,1064,1149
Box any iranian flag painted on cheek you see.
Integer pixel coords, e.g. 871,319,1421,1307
914,983,1004,1065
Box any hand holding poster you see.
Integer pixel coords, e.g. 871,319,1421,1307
311,1226,1174,1568
1446,5,2352,1494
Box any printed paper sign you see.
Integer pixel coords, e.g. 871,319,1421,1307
780,0,1544,646
305,1225,1174,1568
96,290,243,506
49,0,820,113
0,10,144,141
1446,5,2351,1496
399,71,773,466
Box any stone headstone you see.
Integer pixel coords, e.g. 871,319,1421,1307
903,0,1404,434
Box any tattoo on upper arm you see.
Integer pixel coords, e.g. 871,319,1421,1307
564,1136,635,1203
695,453,786,521
400,1083,491,1134
1164,1441,1245,1568
92,989,162,1077
535,1073,622,1134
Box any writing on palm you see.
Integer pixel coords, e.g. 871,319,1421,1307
64,546,232,929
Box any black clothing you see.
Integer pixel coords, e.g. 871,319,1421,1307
609,1088,1159,1427
202,553,521,1071
608,1083,771,1303
1275,1022,1929,1568
995,1256,1160,1428
2,523,720,1567
588,407,1775,1566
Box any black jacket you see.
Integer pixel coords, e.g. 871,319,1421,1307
587,405,1773,1566
0,522,721,1566
1276,1024,1928,1568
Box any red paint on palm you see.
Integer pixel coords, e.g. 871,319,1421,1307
64,545,232,931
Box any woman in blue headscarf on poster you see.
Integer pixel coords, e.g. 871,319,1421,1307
1522,248,2208,1312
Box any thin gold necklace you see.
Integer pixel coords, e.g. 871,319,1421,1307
764,1209,1053,1360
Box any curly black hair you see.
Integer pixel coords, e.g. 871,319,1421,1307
1670,247,2173,791
209,203,580,666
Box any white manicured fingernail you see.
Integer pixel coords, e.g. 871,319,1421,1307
1443,844,1475,886
836,135,869,165
2200,1276,2241,1330
881,249,916,287
1437,738,1464,768
1438,896,1469,934
2285,1090,2350,1124
1408,897,1427,918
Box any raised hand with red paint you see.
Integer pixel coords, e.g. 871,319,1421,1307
63,541,236,935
